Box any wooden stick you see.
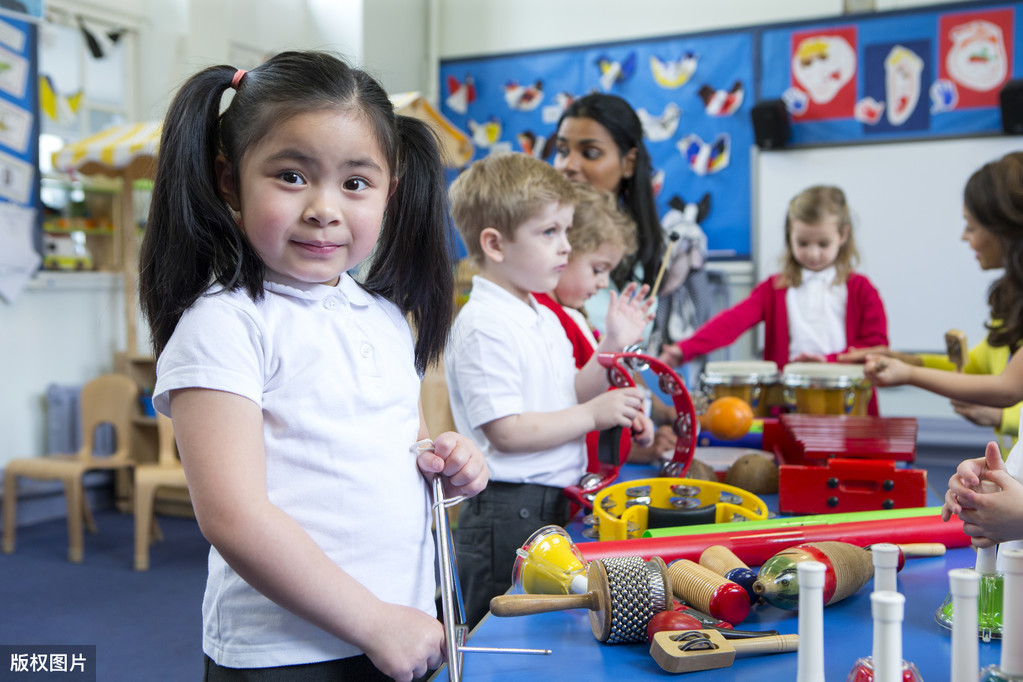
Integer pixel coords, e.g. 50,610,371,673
651,232,680,299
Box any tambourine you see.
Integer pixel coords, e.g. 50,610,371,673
589,477,769,541
564,350,698,511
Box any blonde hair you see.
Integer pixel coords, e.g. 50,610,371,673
778,185,859,287
449,152,578,267
568,183,638,260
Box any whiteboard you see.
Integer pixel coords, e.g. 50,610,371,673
755,137,1018,352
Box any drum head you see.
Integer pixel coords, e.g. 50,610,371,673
781,362,870,388
702,360,780,386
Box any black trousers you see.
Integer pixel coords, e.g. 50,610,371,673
203,654,393,681
453,481,571,629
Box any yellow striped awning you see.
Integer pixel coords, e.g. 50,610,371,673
50,92,471,179
51,120,161,179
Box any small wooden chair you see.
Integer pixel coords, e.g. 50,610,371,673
2,373,138,563
133,413,189,571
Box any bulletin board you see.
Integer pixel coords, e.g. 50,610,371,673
440,31,756,259
759,1,1023,145
0,14,38,303
438,1,1020,264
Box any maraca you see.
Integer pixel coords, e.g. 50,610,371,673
753,541,875,611
491,555,671,644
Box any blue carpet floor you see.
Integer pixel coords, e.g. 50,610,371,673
0,510,209,681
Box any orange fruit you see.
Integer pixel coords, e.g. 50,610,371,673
699,396,754,441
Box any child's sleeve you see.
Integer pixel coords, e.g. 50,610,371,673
446,325,526,431
828,274,888,361
677,277,773,361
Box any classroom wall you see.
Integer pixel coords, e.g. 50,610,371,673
0,0,987,473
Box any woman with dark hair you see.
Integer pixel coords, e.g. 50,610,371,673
851,151,1023,454
552,93,664,289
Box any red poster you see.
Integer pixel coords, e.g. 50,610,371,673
939,8,1014,109
789,26,858,121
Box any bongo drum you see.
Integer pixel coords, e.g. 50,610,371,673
781,362,872,416
700,361,779,418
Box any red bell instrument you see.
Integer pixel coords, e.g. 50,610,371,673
763,413,927,514
777,457,928,515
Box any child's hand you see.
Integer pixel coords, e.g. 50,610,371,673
864,353,911,386
950,400,1003,429
652,424,678,456
946,442,1023,545
630,414,656,448
361,602,445,681
586,387,646,431
658,344,684,367
837,346,889,363
601,282,654,351
416,432,488,498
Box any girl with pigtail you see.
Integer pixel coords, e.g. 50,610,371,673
140,51,487,681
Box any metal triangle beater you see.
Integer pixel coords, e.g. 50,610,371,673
413,440,552,681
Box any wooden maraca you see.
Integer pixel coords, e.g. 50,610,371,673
753,541,875,611
490,555,671,644
668,559,750,625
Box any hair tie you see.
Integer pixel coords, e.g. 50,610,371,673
230,69,247,90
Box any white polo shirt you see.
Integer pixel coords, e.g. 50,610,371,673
786,265,848,359
153,272,434,668
445,276,586,488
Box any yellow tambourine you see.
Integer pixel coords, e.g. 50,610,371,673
591,477,769,541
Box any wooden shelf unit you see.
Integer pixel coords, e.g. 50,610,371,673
114,352,194,518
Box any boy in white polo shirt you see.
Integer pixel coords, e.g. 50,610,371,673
445,152,654,627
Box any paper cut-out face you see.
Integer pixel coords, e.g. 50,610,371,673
791,35,856,105
884,46,924,126
946,19,1007,92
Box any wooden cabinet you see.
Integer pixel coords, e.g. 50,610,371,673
114,352,194,518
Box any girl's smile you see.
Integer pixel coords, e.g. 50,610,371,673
217,109,392,286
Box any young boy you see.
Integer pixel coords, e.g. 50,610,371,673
533,183,672,465
445,153,653,627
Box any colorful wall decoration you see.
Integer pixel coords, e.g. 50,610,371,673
760,2,1022,144
440,31,755,259
440,1,1020,260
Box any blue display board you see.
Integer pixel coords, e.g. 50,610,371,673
440,32,755,259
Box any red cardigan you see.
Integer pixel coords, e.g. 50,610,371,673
677,272,889,414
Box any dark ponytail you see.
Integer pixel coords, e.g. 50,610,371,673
139,66,263,356
363,115,454,374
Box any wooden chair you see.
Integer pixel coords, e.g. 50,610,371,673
133,413,189,571
2,373,138,563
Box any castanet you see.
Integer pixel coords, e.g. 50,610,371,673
650,629,798,673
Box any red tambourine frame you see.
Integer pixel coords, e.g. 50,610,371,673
563,351,697,510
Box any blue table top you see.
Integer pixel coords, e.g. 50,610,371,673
453,545,1000,680
441,462,1002,680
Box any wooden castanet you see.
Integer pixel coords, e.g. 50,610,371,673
650,629,799,673
490,555,670,644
